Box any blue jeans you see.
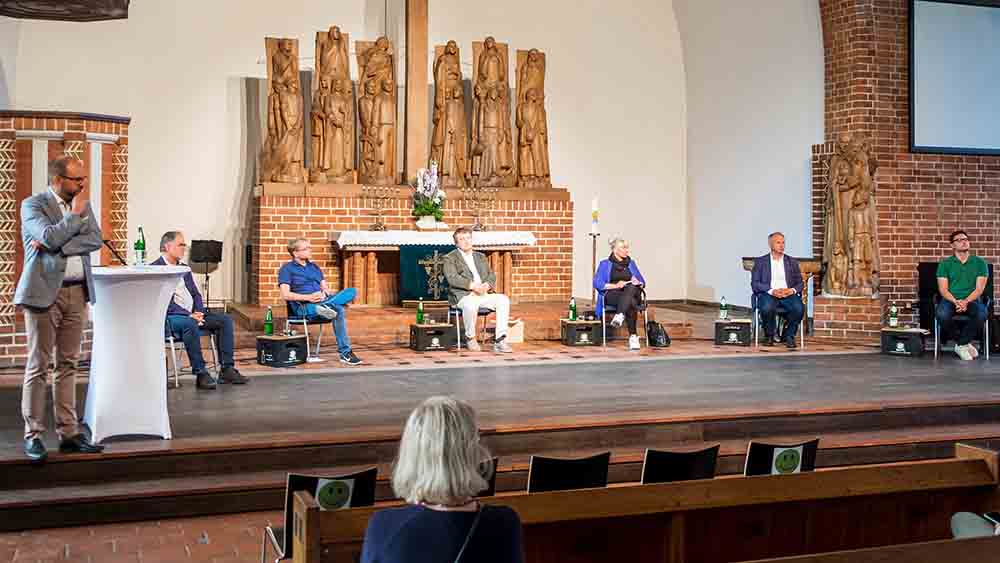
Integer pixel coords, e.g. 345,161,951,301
756,292,804,341
936,299,986,346
167,312,234,373
290,288,356,355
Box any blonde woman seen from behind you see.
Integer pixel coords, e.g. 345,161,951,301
361,396,525,563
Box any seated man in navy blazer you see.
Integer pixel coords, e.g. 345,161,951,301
751,232,804,349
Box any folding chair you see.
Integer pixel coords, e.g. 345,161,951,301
284,301,332,362
165,319,219,387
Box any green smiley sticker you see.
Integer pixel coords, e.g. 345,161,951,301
772,447,802,474
316,478,353,511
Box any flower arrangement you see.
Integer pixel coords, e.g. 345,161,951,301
412,161,446,221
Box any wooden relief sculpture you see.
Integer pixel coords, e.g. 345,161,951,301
471,36,514,187
822,132,880,296
515,48,551,188
356,36,397,185
431,40,469,187
310,26,354,184
261,37,305,184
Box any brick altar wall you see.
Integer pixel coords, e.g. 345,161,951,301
252,184,573,306
812,0,1000,340
0,111,130,368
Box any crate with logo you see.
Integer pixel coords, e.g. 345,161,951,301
880,327,927,357
561,318,600,346
409,323,457,351
714,318,752,346
256,334,307,366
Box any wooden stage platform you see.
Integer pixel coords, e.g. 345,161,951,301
2,350,1000,531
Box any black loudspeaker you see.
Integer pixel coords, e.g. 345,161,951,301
190,240,223,264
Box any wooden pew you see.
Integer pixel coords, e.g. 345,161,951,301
745,535,1000,563
292,444,1000,563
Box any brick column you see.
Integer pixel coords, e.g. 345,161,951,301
0,132,16,329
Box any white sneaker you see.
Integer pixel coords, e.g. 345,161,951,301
955,344,973,361
968,344,980,359
314,305,338,320
628,334,640,351
493,339,513,353
610,313,625,328
465,339,481,352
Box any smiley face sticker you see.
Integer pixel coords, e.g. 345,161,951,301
315,478,355,511
771,446,803,475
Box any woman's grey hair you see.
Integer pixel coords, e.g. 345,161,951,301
609,236,629,251
391,396,492,505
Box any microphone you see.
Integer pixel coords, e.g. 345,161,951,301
102,239,128,266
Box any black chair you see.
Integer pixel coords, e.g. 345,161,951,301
601,301,649,347
751,292,805,350
923,262,994,360
743,438,819,476
449,306,493,350
164,319,219,388
261,467,377,563
526,452,610,494
640,445,720,484
284,301,333,362
476,457,500,497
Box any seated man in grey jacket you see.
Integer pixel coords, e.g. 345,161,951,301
442,227,513,353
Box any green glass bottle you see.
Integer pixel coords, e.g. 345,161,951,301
417,298,425,324
264,305,274,335
569,297,577,321
888,301,899,328
134,226,147,265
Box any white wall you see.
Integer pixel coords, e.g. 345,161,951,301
0,17,18,109
430,0,688,300
675,0,823,307
14,0,368,302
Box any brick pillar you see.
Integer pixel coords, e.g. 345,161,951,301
0,133,15,329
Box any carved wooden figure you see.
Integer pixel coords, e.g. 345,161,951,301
822,133,880,296
356,37,397,185
310,26,354,183
516,48,551,188
431,41,469,187
261,37,305,184
471,37,514,188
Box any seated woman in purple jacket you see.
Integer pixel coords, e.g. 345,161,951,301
593,237,646,350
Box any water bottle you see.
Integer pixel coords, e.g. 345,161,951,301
417,298,425,324
569,297,577,321
888,301,899,328
719,296,728,320
264,305,274,336
134,226,146,265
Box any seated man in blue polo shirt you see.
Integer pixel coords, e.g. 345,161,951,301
278,237,362,365
154,231,248,390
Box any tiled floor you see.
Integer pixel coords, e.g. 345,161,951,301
1,511,281,563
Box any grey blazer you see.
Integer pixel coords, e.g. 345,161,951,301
14,191,103,309
442,248,498,307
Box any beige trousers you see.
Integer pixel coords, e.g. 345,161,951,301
22,285,87,440
457,292,510,340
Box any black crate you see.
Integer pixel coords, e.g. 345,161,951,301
561,319,600,346
410,324,457,351
714,320,752,346
881,329,926,357
256,334,307,366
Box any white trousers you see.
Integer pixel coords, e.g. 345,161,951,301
457,293,510,340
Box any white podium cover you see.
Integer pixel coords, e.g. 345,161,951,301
330,230,537,248
83,265,189,442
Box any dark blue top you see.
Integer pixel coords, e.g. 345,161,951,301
360,504,524,563
277,260,324,295
150,255,204,316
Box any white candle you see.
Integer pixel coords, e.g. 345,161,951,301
592,196,598,212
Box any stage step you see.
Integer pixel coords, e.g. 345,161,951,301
3,408,1000,531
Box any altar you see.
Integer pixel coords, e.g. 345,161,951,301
331,230,536,304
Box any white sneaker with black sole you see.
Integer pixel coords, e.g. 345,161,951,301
315,305,338,320
628,334,641,351
610,313,625,328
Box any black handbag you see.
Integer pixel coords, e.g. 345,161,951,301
646,320,670,347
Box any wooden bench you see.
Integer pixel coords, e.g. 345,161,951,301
745,534,1000,562
291,444,1000,563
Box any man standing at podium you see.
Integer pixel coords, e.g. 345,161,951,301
153,231,249,389
15,155,105,462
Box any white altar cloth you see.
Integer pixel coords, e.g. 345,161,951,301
330,230,536,248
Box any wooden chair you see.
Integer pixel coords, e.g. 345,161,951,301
526,452,611,494
641,444,720,484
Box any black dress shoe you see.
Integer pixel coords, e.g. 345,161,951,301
59,434,104,454
785,338,798,349
219,367,248,384
24,438,47,462
761,335,775,347
195,371,217,390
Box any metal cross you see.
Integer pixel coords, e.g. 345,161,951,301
417,250,448,300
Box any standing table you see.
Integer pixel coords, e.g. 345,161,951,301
83,265,189,442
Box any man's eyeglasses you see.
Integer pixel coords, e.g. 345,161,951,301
952,237,970,243
59,174,87,184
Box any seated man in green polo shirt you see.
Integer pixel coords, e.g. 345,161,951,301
937,229,989,360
